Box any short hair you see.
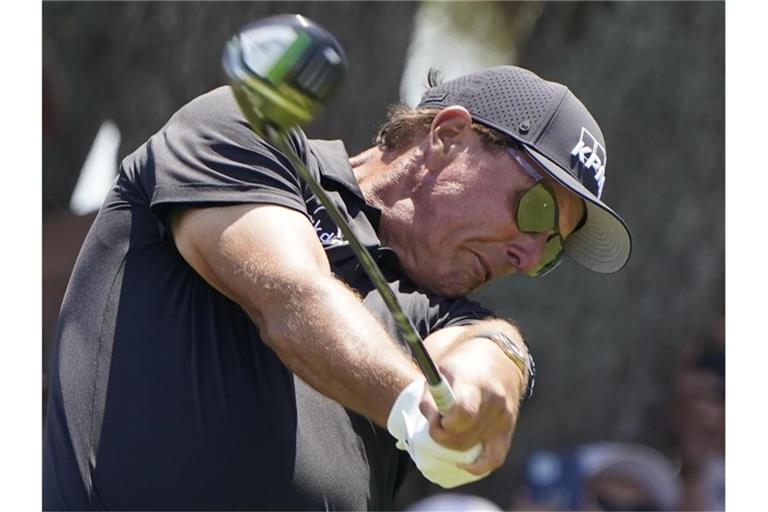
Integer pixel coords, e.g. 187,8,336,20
374,104,514,152
375,69,515,152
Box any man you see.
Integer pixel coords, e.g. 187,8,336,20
43,65,631,510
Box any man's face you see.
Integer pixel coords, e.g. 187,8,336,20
397,130,585,298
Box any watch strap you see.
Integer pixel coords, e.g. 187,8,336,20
477,332,536,401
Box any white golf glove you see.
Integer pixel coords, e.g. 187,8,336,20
386,379,490,489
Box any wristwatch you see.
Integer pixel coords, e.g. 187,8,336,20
477,332,536,401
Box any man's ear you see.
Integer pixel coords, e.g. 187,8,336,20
424,106,474,171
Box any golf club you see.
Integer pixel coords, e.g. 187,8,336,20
222,14,456,413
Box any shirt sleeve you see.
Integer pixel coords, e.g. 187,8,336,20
125,86,311,231
427,296,495,332
402,292,495,340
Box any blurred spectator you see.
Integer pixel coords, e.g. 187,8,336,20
512,442,681,511
670,317,725,511
405,493,502,511
506,316,725,512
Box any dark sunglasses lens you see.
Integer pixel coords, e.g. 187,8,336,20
518,184,557,233
527,235,564,277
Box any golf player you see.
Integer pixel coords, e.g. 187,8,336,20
43,66,631,510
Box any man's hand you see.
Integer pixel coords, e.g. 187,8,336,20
420,322,529,475
387,379,488,489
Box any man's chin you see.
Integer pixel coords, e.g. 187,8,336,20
412,273,478,298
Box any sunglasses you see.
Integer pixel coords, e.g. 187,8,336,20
508,149,564,277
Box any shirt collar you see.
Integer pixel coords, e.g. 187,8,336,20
305,139,406,271
308,139,383,234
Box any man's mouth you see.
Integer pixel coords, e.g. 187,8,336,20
469,250,492,284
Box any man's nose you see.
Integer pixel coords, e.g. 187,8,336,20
508,231,550,273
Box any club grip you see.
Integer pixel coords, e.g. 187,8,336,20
428,377,455,414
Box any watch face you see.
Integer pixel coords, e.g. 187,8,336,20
491,333,529,371
481,332,535,401
494,333,524,358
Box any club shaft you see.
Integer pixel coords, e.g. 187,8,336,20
265,126,455,413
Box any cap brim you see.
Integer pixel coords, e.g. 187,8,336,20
522,146,632,273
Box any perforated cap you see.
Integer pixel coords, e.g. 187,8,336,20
418,66,631,274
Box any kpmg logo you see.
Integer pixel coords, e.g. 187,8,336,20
570,128,606,198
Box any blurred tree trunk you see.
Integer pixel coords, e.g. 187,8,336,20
500,0,724,452
395,2,724,509
43,1,419,216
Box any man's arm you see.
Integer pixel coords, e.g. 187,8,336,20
172,202,528,473
422,319,530,474
171,203,423,426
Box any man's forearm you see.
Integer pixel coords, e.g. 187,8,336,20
247,272,421,427
172,204,422,427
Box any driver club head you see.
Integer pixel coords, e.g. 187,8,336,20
222,14,348,135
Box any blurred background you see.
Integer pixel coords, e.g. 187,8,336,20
42,2,724,510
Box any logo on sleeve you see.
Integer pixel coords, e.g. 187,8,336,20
311,205,346,248
570,128,606,198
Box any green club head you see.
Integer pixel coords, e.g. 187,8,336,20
222,14,348,135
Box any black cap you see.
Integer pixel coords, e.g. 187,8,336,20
418,66,631,274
